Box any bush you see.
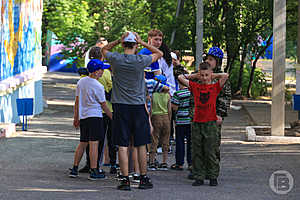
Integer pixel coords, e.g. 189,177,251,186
230,64,268,98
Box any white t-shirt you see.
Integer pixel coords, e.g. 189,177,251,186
158,58,176,96
76,76,106,119
84,49,91,67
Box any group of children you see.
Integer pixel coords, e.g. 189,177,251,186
68,29,232,190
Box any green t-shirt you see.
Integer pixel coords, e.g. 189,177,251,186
152,92,170,115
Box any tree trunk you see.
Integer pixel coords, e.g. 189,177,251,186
170,0,185,45
247,33,273,97
235,46,248,95
195,0,204,70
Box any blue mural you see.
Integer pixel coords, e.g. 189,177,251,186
0,0,42,81
0,0,44,123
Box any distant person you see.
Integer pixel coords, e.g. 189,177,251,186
170,79,192,171
69,59,112,180
84,38,108,67
148,75,171,171
102,31,163,190
78,46,116,175
188,47,232,180
178,62,228,187
203,47,231,161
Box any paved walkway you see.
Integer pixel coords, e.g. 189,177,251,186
237,100,298,127
0,72,299,200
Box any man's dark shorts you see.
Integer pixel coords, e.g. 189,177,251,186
112,103,151,147
79,117,105,142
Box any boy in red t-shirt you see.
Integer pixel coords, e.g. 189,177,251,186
178,62,228,186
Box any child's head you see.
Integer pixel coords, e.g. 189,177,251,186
89,46,103,60
148,29,163,48
122,32,138,50
96,37,108,48
87,59,109,79
199,62,213,84
204,47,224,69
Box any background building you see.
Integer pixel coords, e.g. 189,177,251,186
0,0,46,128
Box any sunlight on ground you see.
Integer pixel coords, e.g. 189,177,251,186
14,187,100,192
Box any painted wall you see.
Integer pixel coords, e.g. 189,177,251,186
0,0,45,123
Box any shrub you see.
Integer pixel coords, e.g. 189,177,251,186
230,64,268,98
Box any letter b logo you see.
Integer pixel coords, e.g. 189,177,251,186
269,170,294,194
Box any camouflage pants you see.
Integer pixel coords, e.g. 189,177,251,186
216,124,222,161
191,121,220,180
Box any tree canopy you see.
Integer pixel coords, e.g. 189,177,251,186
42,0,298,97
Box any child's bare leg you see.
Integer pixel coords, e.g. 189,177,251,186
118,146,129,176
133,147,140,174
89,141,99,169
137,145,147,175
74,142,88,166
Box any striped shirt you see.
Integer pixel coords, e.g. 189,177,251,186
171,88,191,125
145,79,164,112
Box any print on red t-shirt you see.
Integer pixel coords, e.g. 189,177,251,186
189,81,222,123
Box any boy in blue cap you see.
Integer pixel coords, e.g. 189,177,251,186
69,59,112,180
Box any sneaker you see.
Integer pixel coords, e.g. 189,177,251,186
132,174,141,183
192,179,204,186
110,165,117,174
115,163,120,170
69,167,79,178
98,169,105,175
168,147,173,154
157,163,168,171
170,163,183,171
117,176,131,191
157,147,162,154
209,179,218,186
138,175,153,189
148,163,157,171
188,165,192,172
115,172,122,181
187,172,194,180
88,169,106,180
78,165,90,173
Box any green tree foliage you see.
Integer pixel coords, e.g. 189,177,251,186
43,0,297,99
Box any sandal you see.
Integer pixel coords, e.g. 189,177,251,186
170,163,183,171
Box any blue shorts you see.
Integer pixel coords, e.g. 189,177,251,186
79,117,104,142
112,104,151,147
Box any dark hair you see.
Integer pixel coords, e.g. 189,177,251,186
203,54,222,69
96,37,106,44
89,46,102,60
199,62,211,71
123,42,136,49
159,42,172,67
174,50,181,60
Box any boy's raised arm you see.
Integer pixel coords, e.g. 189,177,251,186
133,32,163,63
178,73,198,88
212,73,229,88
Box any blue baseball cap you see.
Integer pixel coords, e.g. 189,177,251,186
87,59,109,73
154,75,170,87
